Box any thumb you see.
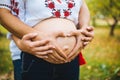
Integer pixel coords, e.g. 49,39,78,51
87,26,94,31
67,30,81,37
22,33,38,40
54,31,66,38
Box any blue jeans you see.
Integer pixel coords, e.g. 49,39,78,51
22,52,79,80
13,59,22,80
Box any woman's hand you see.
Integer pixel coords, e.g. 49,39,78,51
43,31,68,63
66,29,83,62
66,25,94,62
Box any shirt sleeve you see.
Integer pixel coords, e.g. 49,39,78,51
7,32,12,40
0,0,11,11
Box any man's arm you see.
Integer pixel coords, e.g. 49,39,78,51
12,33,53,57
0,8,40,39
78,0,94,45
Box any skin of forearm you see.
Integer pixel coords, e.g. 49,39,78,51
0,8,41,39
12,35,22,49
78,0,90,28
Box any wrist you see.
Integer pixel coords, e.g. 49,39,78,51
81,24,89,27
32,31,48,41
17,40,23,50
78,22,89,29
79,24,89,30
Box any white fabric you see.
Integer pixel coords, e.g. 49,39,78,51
0,0,11,10
0,0,82,60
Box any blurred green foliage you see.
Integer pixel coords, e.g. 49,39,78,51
86,0,120,36
80,28,120,80
0,26,13,74
86,0,120,20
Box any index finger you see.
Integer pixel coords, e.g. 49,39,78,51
32,39,50,47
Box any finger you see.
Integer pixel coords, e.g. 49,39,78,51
35,55,48,59
81,37,93,42
47,53,65,63
51,50,67,63
26,41,51,51
48,54,59,62
86,26,94,31
83,42,89,46
68,50,80,62
67,30,81,37
81,30,94,37
35,50,53,56
37,54,60,64
43,57,58,64
32,45,55,52
54,31,66,37
52,41,67,60
68,53,79,62
22,33,38,40
68,36,83,59
31,39,50,47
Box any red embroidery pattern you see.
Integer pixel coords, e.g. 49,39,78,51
45,0,75,18
10,0,19,16
57,0,62,4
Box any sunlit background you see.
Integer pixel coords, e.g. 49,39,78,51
0,0,120,80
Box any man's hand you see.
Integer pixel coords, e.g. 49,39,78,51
15,33,54,59
81,25,94,47
17,32,68,64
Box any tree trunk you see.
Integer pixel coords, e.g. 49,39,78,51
109,17,118,36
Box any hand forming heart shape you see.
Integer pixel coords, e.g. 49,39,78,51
33,18,83,64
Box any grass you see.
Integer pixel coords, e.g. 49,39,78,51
80,27,120,80
0,25,120,80
0,26,13,79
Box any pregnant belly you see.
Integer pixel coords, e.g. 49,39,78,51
33,18,78,64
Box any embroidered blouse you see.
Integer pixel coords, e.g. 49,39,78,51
0,0,86,65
